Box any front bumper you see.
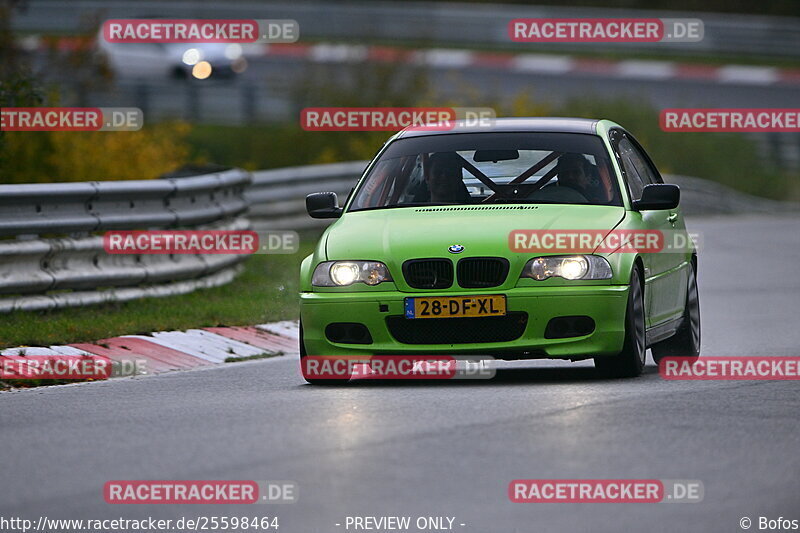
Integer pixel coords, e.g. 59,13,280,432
300,285,628,358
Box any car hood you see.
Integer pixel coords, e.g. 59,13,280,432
324,204,625,288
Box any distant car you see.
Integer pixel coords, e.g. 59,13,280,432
97,38,247,79
299,118,700,383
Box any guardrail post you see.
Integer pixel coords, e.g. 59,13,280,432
185,82,200,122
241,83,256,124
135,83,149,117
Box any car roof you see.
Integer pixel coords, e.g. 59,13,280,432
396,117,601,139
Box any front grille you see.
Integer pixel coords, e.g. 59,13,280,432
386,312,528,344
544,316,595,339
403,259,453,289
457,257,509,288
325,323,373,344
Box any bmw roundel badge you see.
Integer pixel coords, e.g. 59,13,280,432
448,244,465,254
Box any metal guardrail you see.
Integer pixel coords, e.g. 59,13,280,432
13,1,800,59
0,170,252,313
665,175,800,215
247,161,369,231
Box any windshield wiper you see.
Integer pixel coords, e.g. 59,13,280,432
350,202,460,212
485,198,576,205
386,202,460,208
485,198,538,203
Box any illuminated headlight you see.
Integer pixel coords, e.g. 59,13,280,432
521,255,611,281
191,61,212,79
182,48,202,66
312,261,393,287
224,43,243,60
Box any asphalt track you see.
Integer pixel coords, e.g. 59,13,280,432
1,214,799,533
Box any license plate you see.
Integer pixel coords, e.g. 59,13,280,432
404,295,506,319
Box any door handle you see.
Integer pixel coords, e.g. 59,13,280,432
667,213,678,224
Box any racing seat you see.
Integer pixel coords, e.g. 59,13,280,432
425,152,472,203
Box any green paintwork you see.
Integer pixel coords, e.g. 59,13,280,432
298,119,695,359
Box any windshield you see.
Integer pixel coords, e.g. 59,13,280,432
348,132,621,211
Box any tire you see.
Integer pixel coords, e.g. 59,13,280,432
299,320,352,385
595,267,646,378
651,261,701,365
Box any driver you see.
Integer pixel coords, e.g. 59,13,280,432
555,153,601,202
425,152,472,203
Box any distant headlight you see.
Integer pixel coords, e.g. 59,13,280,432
191,61,212,79
182,48,202,66
224,43,243,60
312,261,393,287
521,255,611,281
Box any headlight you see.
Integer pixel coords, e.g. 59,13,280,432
521,255,611,281
312,261,393,287
182,48,202,66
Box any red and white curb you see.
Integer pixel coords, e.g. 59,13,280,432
19,35,798,87
260,42,800,87
0,321,300,382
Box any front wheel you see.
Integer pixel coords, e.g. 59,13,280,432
595,267,646,378
651,262,701,364
299,321,352,385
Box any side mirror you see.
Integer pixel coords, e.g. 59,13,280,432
306,192,343,219
633,184,680,211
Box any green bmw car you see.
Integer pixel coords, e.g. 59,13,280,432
299,118,700,383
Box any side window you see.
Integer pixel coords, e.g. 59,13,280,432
628,146,659,187
628,137,664,185
612,131,661,201
617,137,646,201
